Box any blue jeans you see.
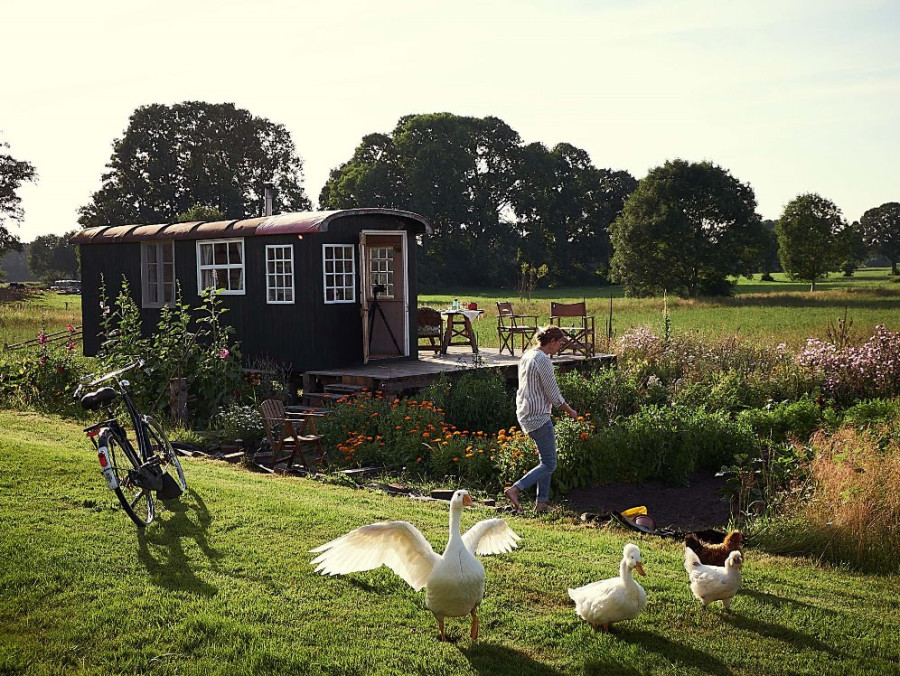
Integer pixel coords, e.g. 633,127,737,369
514,421,557,504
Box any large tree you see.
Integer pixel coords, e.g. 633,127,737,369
608,159,763,297
858,202,900,275
27,233,79,283
511,142,636,285
79,102,311,227
776,193,848,290
322,113,523,286
0,136,38,257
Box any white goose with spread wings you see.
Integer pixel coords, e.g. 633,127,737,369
310,489,520,641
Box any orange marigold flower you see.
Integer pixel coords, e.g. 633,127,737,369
580,432,589,440
452,457,459,462
422,432,430,438
465,452,474,458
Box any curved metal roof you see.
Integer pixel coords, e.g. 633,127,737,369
70,208,433,244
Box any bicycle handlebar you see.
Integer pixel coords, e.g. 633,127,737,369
84,359,145,388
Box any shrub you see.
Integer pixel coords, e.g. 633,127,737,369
557,367,644,426
0,323,86,416
422,370,516,433
736,396,825,443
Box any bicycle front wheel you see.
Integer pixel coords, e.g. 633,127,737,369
102,430,155,527
143,417,187,492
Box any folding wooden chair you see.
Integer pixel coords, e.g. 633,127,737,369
549,301,595,357
496,301,538,356
259,399,327,470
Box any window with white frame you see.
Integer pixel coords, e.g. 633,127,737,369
368,246,395,299
197,239,245,294
141,240,175,307
322,244,356,303
266,245,294,304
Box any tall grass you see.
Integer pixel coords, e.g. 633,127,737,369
752,427,900,573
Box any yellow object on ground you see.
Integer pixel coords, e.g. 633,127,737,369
621,506,647,518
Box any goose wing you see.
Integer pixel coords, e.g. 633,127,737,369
461,518,521,556
310,521,441,590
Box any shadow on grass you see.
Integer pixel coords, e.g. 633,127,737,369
724,609,841,657
461,643,567,676
616,627,731,676
136,488,218,596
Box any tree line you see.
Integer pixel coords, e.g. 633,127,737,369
3,104,900,294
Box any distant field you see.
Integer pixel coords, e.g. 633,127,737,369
0,289,82,348
2,269,899,353
422,268,900,350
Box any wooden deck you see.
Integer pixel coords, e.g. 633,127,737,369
302,346,616,397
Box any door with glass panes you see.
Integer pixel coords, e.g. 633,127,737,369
360,232,408,363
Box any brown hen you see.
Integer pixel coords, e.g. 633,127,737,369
683,530,744,566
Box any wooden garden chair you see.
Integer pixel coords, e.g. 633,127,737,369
417,307,443,355
496,301,538,356
259,399,327,470
549,301,595,357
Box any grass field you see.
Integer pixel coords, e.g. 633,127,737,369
422,269,900,351
1,411,898,675
3,269,899,353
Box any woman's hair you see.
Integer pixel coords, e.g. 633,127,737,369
534,325,566,346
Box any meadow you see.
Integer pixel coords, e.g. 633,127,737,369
0,410,898,675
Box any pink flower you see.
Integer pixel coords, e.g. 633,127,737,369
37,332,48,345
66,323,74,332
219,348,230,359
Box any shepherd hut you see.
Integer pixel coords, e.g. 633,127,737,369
71,209,433,372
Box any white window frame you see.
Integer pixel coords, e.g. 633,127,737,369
368,246,395,299
141,240,175,308
322,244,356,304
196,238,245,295
265,244,295,304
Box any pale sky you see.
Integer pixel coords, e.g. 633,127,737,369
2,0,899,242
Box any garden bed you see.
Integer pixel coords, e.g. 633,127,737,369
566,471,730,530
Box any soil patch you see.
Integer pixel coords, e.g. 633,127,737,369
564,472,731,531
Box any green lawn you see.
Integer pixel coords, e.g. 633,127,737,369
1,411,897,675
422,268,900,350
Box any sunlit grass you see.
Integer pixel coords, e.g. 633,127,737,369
1,411,897,675
422,268,900,350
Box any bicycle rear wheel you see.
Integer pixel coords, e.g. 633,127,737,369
102,430,155,527
143,416,187,492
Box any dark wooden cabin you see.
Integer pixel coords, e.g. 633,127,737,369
71,209,433,372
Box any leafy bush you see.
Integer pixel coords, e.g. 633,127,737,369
421,370,516,433
96,278,247,426
550,405,758,491
736,396,825,443
0,323,86,416
557,367,644,426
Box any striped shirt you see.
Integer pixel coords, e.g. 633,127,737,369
516,348,567,433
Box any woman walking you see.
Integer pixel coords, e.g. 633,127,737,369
504,326,578,513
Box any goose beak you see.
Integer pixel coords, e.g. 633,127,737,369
462,493,474,507
635,562,646,576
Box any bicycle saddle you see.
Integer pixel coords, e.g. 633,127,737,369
80,387,118,411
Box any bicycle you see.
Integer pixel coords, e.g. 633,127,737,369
76,359,187,527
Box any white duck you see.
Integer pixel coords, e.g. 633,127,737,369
568,543,647,631
684,547,742,609
310,489,520,641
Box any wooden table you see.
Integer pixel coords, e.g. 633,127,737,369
440,309,483,354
